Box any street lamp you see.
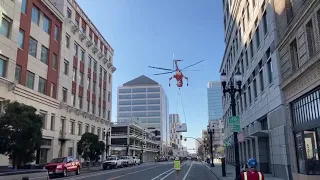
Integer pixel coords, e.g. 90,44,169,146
207,125,215,167
220,68,242,178
105,127,111,159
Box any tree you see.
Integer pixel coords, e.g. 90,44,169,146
0,101,43,169
77,132,105,169
216,146,225,156
197,145,205,157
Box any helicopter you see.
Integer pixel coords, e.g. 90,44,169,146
148,59,204,88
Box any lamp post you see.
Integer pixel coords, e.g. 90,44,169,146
105,128,111,159
207,125,215,167
220,68,242,178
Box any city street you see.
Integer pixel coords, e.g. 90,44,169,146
42,161,218,180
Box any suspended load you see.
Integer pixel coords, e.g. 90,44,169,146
175,123,187,132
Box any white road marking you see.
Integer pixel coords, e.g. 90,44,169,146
150,168,175,180
60,163,161,180
182,161,193,180
105,165,164,180
158,161,189,180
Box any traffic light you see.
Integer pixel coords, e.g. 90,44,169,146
180,135,183,140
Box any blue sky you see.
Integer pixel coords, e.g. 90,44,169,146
77,0,225,151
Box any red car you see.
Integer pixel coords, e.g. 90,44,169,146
45,156,81,177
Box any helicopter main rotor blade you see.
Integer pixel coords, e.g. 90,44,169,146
154,71,175,75
181,60,205,70
182,69,201,72
148,66,174,71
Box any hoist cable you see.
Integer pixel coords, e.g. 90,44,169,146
178,89,187,123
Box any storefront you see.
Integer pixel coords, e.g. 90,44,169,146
291,86,320,176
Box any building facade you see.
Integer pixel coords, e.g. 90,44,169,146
169,114,183,157
0,0,115,166
209,118,224,148
275,0,320,180
110,122,159,162
220,0,288,179
117,75,169,154
207,81,223,121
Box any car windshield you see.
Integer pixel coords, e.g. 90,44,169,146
107,157,116,160
50,157,66,163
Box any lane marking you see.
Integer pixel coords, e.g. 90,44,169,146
182,161,193,180
104,164,165,180
150,161,189,180
158,161,189,180
60,163,160,180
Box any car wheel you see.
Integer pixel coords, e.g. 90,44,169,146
103,166,107,170
63,168,68,177
76,167,80,175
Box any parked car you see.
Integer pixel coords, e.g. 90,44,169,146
44,156,81,178
119,156,129,167
126,156,134,166
103,156,121,170
132,156,141,165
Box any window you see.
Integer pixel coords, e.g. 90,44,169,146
40,112,46,129
249,41,254,58
93,61,97,72
267,60,273,84
286,1,293,23
40,46,49,64
306,20,315,57
103,109,106,118
103,71,107,81
290,39,299,71
107,110,110,120
77,123,82,136
243,92,247,108
99,66,103,78
65,34,70,48
50,114,55,131
93,82,96,93
91,126,95,134
50,83,55,98
15,65,21,83
42,15,50,33
52,53,57,70
85,124,89,133
38,77,47,94
78,96,83,109
103,89,106,100
98,106,101,116
255,26,260,48
259,69,264,92
54,25,59,41
87,100,90,112
79,72,84,86
63,60,69,75
92,104,95,114
18,30,24,49
248,86,252,104
253,79,257,98
70,121,75,134
72,68,77,82
67,8,72,18
29,38,37,57
108,74,111,83
108,92,111,102
31,6,40,25
262,12,267,35
21,0,27,14
62,87,67,102
0,57,7,78
0,16,11,38
26,71,35,89
74,43,78,57
87,77,91,90
80,49,85,62
71,93,75,106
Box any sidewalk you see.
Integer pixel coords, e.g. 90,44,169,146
206,162,284,180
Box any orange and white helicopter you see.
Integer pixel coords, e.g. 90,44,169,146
148,59,204,88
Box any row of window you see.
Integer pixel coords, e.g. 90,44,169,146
117,118,161,124
119,105,161,111
118,111,161,118
119,99,161,105
119,87,161,93
61,87,111,120
119,93,160,99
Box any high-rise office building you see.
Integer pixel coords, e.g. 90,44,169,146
117,75,169,152
207,81,223,121
220,0,287,179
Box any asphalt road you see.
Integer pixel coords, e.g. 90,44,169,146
45,161,218,180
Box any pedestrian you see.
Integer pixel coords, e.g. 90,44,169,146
174,157,181,180
236,158,264,180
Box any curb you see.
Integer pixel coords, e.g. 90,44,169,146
202,162,221,180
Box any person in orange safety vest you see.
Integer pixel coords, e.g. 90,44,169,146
236,158,264,180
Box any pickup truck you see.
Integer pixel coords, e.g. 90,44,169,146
44,156,81,178
133,156,141,165
103,156,121,170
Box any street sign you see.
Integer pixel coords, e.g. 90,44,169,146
228,116,240,132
